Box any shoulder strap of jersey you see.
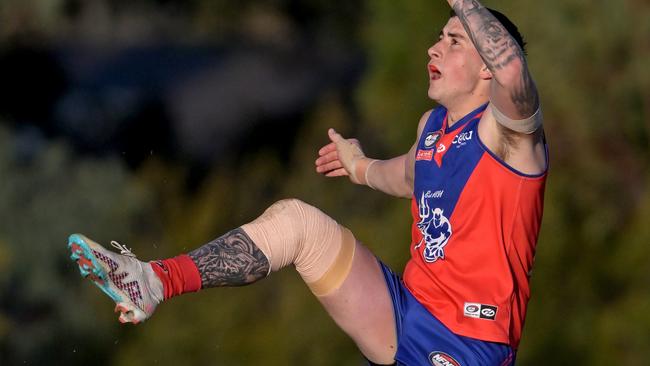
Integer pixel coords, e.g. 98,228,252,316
421,106,447,138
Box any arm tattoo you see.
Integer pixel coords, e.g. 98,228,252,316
451,0,538,116
188,228,270,288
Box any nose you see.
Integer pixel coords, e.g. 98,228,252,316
428,41,442,59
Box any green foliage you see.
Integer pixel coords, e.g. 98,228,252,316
359,0,449,150
0,125,154,365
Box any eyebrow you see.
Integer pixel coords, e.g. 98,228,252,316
448,32,467,40
439,30,467,41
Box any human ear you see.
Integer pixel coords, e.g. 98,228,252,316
479,64,492,80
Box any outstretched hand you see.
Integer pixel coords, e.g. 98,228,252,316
315,128,367,184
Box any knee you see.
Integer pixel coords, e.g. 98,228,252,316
266,198,324,230
268,198,309,215
268,198,312,215
242,198,356,296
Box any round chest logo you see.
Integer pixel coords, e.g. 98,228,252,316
429,352,461,366
424,131,442,148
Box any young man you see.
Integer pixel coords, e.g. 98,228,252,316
69,1,546,365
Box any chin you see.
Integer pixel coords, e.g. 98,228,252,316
427,89,442,103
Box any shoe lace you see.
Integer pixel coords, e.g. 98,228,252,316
111,240,137,258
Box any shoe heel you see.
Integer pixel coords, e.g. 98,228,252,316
115,302,147,324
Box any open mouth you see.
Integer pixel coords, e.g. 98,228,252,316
428,64,442,80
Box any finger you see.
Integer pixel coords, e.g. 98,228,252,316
316,160,343,173
328,128,344,143
318,142,338,156
315,151,339,166
325,168,348,177
316,154,341,170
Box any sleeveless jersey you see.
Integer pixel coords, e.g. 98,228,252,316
403,103,547,349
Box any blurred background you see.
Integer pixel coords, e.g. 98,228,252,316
0,0,649,365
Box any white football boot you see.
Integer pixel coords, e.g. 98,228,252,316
68,233,164,324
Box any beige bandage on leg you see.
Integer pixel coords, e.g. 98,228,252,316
241,199,356,297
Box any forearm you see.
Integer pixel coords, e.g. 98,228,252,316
361,155,413,199
449,0,538,117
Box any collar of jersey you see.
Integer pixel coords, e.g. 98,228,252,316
443,102,489,133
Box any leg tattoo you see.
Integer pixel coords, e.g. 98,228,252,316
188,228,270,288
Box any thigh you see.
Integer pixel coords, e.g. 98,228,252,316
317,240,397,365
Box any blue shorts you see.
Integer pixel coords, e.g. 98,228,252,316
378,262,515,366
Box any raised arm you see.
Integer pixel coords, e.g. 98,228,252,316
315,111,431,199
448,0,538,119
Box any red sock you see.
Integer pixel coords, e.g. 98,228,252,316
150,255,202,300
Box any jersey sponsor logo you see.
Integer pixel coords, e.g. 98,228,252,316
424,131,443,148
464,303,480,315
464,302,498,321
416,149,434,161
429,352,461,366
452,131,473,148
424,190,444,199
436,143,447,153
414,191,452,263
481,307,497,319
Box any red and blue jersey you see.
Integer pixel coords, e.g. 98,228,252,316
403,103,547,349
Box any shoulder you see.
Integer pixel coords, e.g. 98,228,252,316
417,109,433,132
416,107,440,138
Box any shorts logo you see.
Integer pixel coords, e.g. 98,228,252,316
464,302,498,321
424,131,442,148
429,352,461,366
415,191,452,263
